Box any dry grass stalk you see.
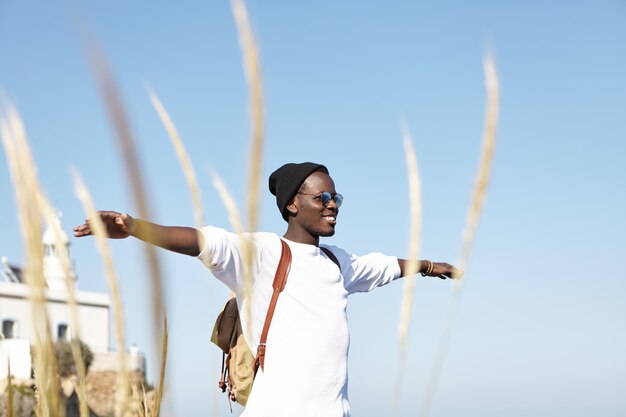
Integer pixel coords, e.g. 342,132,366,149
85,37,166,361
128,383,149,417
392,125,423,415
141,384,149,417
455,54,499,280
212,172,245,236
147,88,206,297
72,171,130,417
150,314,168,417
211,172,255,314
38,196,90,417
231,0,265,329
7,362,14,417
1,103,61,417
397,124,423,350
418,55,500,417
147,88,204,230
230,0,265,235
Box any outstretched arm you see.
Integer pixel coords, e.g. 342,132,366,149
397,259,461,280
73,210,202,257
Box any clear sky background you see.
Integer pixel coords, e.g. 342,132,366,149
1,1,625,416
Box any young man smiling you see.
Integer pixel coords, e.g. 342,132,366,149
74,162,459,417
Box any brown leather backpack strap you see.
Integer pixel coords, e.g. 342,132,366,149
255,238,292,373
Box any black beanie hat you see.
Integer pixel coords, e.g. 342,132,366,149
269,162,329,221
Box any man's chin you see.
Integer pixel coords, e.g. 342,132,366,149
319,227,336,237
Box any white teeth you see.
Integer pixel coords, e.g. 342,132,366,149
324,216,336,221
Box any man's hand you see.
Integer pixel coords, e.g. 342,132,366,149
73,211,135,239
398,259,463,279
428,262,463,280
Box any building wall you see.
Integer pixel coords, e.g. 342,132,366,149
0,282,110,351
91,351,146,374
0,339,31,379
45,299,110,352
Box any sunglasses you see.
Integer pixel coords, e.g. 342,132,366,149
297,191,343,208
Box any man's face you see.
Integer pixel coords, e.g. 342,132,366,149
288,171,339,237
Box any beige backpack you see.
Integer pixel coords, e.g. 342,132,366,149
210,238,292,407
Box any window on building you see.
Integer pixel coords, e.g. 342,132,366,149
2,319,18,339
57,323,72,341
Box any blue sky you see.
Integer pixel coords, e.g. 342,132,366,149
1,1,625,416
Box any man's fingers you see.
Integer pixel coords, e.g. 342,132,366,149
437,269,453,279
428,263,463,280
73,211,125,238
72,224,91,237
114,215,129,231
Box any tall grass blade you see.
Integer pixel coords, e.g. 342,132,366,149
231,0,265,235
397,124,423,350
141,384,149,417
418,54,500,417
231,0,265,330
211,172,254,307
72,171,130,417
7,361,14,417
38,197,89,417
393,125,423,415
455,54,499,280
211,172,245,236
142,384,149,417
1,102,61,417
84,37,166,363
148,87,204,230
150,314,168,417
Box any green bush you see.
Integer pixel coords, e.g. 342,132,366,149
0,384,36,417
54,339,94,378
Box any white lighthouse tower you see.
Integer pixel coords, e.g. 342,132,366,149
42,215,76,292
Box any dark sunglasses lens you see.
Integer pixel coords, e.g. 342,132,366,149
321,192,343,208
334,193,343,208
320,192,332,206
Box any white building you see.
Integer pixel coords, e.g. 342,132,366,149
0,216,145,381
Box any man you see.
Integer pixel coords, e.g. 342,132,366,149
74,162,459,417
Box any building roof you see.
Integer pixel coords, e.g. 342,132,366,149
1,257,23,283
0,281,110,307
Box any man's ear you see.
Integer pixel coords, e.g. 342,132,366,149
286,200,298,216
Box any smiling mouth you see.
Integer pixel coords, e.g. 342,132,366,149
323,215,337,224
